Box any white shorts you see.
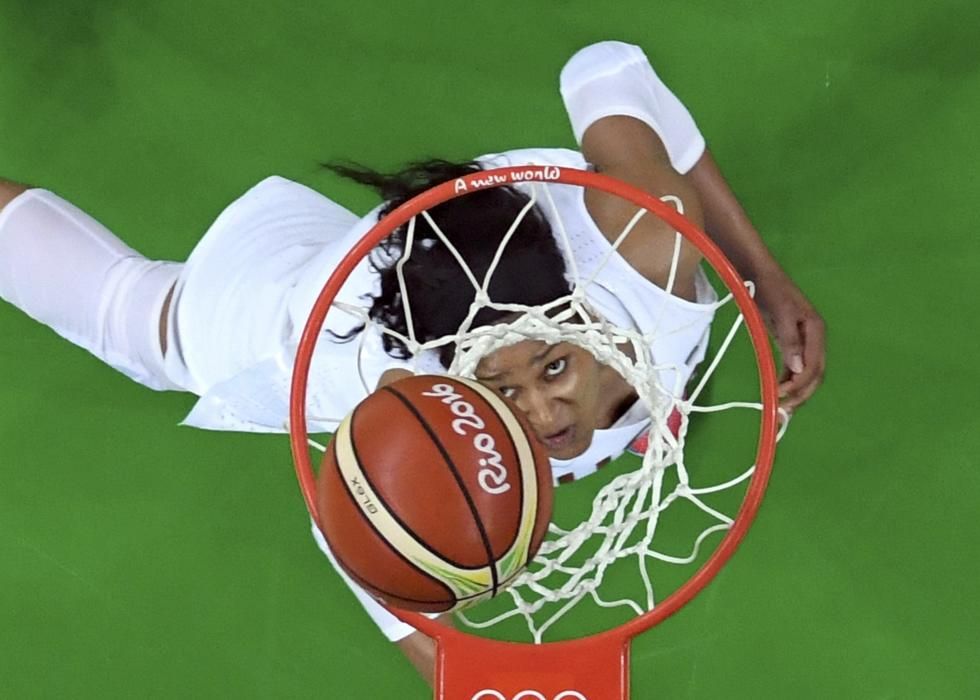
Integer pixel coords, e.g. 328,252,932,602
160,178,432,641
162,176,363,395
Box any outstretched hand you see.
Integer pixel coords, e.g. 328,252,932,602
754,269,826,412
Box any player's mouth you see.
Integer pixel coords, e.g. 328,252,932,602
541,426,576,452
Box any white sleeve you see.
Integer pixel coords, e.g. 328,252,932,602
559,41,706,174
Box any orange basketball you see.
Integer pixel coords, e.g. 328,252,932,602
315,374,553,612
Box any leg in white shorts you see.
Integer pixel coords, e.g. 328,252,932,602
0,180,431,644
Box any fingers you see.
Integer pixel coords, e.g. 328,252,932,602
757,275,826,412
778,313,826,411
771,308,804,382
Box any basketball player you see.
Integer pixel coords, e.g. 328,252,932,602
0,42,824,683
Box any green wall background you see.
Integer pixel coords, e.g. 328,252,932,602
2,2,978,697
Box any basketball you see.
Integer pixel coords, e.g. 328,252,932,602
315,374,553,612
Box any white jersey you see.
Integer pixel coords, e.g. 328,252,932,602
163,148,716,479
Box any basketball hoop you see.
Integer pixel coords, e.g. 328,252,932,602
289,165,780,699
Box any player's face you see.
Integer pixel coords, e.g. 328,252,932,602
474,340,603,460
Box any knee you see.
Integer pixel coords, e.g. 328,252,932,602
0,179,31,212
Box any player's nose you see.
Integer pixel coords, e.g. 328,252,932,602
517,390,558,434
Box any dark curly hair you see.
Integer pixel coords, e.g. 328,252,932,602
325,159,570,367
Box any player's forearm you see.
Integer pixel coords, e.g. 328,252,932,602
685,150,786,284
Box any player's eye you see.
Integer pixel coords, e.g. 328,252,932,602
499,386,517,399
544,357,567,377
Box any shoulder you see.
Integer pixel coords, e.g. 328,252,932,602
578,118,705,297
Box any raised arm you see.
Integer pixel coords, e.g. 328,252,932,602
562,43,707,302
561,41,825,410
686,151,825,409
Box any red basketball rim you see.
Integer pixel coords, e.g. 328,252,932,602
289,165,779,693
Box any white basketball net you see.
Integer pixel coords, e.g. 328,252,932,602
312,177,787,644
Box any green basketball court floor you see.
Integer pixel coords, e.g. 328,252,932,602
2,2,978,697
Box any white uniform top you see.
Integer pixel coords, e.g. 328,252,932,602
163,148,716,480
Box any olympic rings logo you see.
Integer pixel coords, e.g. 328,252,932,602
470,691,588,700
